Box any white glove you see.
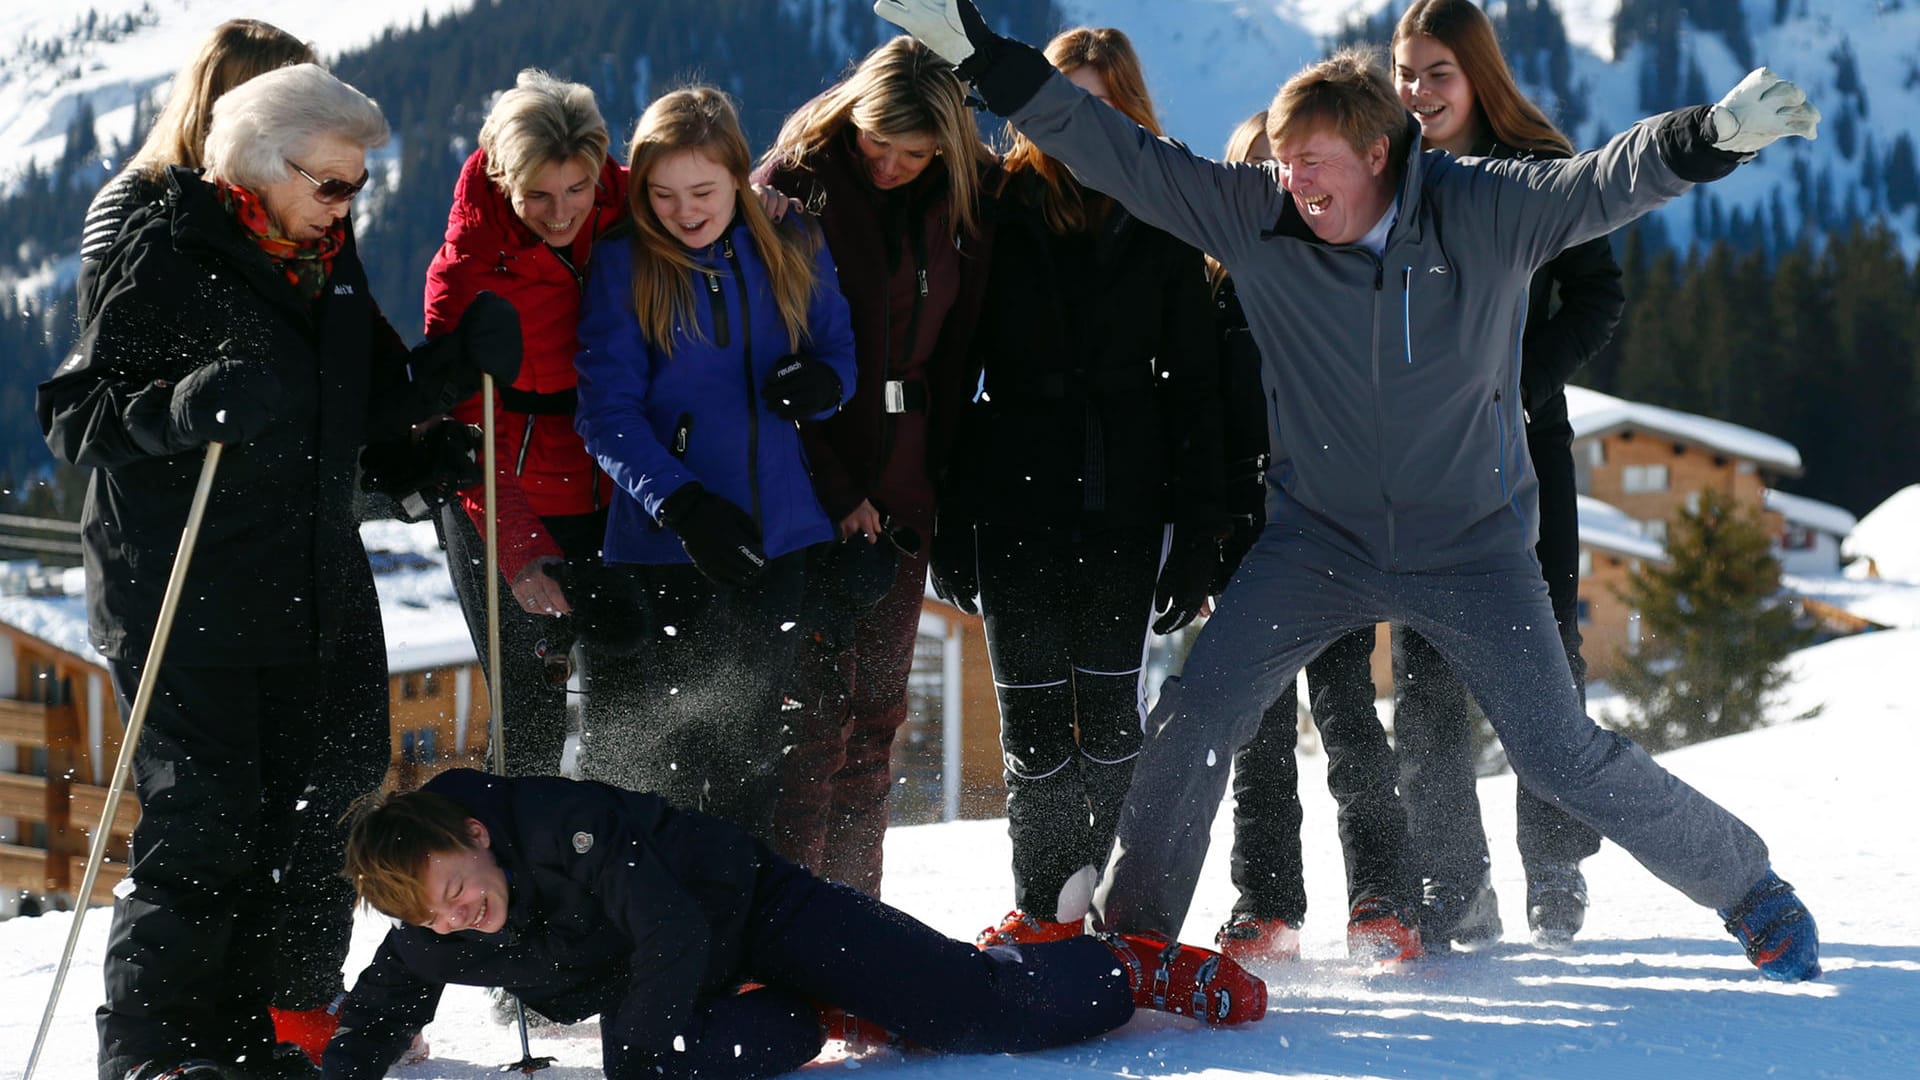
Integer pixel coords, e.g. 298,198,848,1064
873,0,977,67
1709,67,1820,153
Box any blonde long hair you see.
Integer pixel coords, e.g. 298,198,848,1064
625,87,821,356
1002,27,1162,235
1207,109,1270,292
763,36,987,241
1392,0,1572,156
129,19,315,180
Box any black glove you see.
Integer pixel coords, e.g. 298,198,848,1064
1153,525,1223,635
760,353,843,421
458,291,523,384
927,516,979,615
659,482,767,587
167,350,283,448
359,418,484,522
1212,515,1262,597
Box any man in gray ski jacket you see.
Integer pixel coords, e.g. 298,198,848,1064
875,0,1824,981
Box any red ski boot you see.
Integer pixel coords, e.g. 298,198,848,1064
1103,932,1267,1025
1346,896,1425,964
976,909,1083,948
269,996,343,1066
817,1005,903,1052
1215,912,1303,966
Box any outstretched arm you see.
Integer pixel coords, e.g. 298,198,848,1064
1470,68,1818,271
875,0,1286,268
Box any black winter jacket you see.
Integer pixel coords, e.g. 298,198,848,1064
39,166,458,665
322,769,766,1080
950,170,1222,527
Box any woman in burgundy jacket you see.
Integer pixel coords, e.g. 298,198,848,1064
424,69,630,777
756,36,995,896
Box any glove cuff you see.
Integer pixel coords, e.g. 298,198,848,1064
965,37,1056,116
658,482,706,528
1659,105,1748,183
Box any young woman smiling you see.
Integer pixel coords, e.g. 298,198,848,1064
572,86,856,839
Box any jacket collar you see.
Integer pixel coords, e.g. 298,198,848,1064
162,165,316,319
443,148,629,272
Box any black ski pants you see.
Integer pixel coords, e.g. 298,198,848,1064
1227,623,1414,923
437,504,610,778
975,521,1161,920
1392,420,1603,887
97,638,386,1080
601,853,1133,1079
575,551,806,841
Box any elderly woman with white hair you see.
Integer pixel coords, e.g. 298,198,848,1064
38,63,520,1080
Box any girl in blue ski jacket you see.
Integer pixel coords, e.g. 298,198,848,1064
573,85,856,839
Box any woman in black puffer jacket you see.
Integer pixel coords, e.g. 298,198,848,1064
935,27,1225,948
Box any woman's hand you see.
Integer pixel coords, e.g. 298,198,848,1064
837,500,884,542
511,556,572,615
751,183,802,222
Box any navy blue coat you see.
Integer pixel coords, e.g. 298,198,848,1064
322,769,766,1079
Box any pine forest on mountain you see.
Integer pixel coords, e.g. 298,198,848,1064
1,0,1916,531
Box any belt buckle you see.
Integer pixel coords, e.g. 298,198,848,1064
884,380,907,414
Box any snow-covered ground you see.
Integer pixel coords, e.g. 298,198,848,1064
4,627,1913,1079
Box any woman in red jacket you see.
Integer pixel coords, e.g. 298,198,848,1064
757,37,994,896
424,69,630,778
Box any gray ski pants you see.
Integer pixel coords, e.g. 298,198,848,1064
1091,521,1771,936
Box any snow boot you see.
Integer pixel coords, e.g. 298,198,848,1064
976,909,1083,948
1102,932,1267,1025
1346,896,1424,963
1720,869,1822,982
1419,873,1503,951
1524,861,1589,948
1214,912,1302,965
817,1005,905,1052
269,995,343,1066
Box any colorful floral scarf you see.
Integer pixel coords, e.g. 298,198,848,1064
218,180,345,302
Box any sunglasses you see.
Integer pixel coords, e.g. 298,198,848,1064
286,159,371,204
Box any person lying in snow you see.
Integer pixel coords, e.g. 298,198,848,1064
320,769,1265,1080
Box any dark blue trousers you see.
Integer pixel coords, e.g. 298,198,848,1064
605,857,1135,1080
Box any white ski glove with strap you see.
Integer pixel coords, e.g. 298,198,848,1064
1709,68,1820,154
873,0,985,68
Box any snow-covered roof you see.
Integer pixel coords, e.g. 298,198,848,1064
1842,484,1920,582
1782,572,1920,631
1577,495,1666,562
1765,489,1858,538
0,520,475,674
1565,386,1803,476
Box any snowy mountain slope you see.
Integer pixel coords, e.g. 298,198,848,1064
7,0,1920,257
5,628,1914,1079
0,0,474,185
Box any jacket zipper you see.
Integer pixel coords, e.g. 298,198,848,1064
514,419,534,477
1401,265,1414,364
722,237,763,528
1369,256,1396,565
